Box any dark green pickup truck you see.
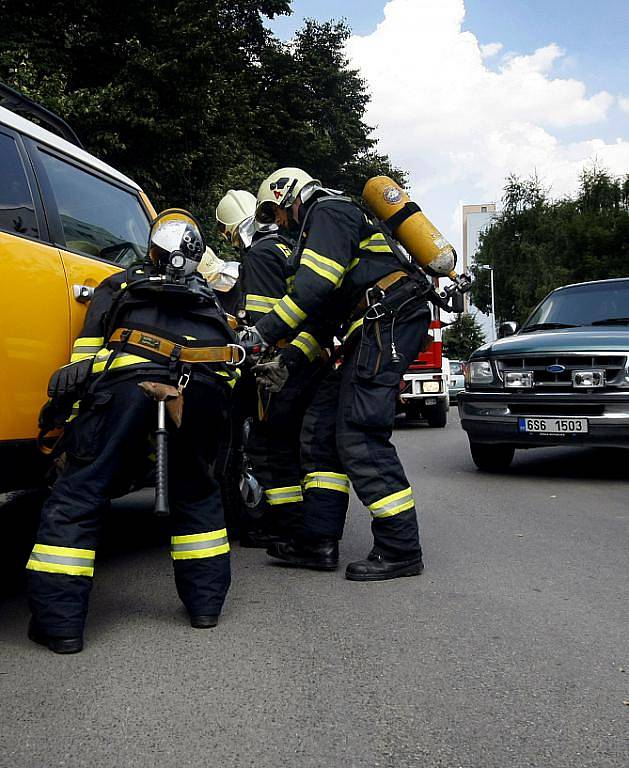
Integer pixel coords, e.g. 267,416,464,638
458,278,629,470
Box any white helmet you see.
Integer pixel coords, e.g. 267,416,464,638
255,167,320,224
216,190,256,244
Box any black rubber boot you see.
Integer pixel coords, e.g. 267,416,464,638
189,614,219,629
267,539,339,571
28,620,83,654
345,552,424,582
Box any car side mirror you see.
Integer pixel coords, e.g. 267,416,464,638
498,321,517,338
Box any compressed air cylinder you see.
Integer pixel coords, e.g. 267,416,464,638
362,176,457,278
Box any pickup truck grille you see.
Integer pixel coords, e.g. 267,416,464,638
495,354,627,392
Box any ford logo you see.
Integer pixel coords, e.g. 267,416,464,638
547,364,566,373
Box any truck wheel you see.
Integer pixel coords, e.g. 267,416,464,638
469,442,515,472
424,399,448,428
405,403,423,422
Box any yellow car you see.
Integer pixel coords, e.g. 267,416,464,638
0,85,156,492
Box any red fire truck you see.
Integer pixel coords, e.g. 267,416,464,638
398,303,449,427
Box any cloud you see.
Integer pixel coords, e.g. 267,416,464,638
619,96,629,114
346,0,628,250
480,42,502,59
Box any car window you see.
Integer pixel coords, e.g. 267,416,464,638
38,150,149,265
523,281,629,329
450,362,463,375
0,132,38,238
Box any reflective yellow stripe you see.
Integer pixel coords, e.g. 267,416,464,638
360,233,392,253
245,294,280,314
303,471,350,494
343,317,364,343
291,332,321,362
265,485,304,505
273,295,307,329
171,528,230,560
369,487,415,518
301,248,345,285
26,543,95,577
73,337,104,349
91,351,153,373
70,351,97,362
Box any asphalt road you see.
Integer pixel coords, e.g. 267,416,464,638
1,412,627,768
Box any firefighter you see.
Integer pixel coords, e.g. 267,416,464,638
27,210,241,653
250,168,431,581
216,190,330,546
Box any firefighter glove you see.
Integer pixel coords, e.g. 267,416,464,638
252,355,289,392
47,357,94,400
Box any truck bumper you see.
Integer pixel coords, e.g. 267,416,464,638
458,391,629,448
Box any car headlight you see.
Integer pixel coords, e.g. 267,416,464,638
421,381,440,393
466,360,494,386
504,370,533,388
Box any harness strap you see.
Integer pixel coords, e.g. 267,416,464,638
109,328,244,364
351,271,409,319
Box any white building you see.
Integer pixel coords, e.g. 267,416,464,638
462,203,497,342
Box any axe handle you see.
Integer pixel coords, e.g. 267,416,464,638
154,400,170,517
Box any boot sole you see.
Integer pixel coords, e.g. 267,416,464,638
345,562,424,582
267,553,338,571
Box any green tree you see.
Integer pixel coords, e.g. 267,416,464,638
0,2,403,254
472,167,629,325
443,314,486,361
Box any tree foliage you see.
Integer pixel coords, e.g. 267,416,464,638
443,314,486,361
472,167,629,325
0,0,403,253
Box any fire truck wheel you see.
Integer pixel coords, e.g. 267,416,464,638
424,398,448,428
469,442,515,472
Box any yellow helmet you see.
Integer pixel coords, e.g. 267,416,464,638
216,190,256,244
255,167,320,224
148,209,205,268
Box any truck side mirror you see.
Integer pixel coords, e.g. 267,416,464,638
498,321,517,338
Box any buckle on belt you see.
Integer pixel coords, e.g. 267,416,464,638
226,344,246,367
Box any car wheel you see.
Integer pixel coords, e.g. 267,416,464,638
424,399,448,428
469,442,515,472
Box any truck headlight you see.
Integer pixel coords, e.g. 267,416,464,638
572,370,605,388
422,381,440,393
504,370,533,388
466,360,494,385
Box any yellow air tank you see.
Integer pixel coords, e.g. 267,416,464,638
362,176,457,278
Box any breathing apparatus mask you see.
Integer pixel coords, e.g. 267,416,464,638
148,209,205,280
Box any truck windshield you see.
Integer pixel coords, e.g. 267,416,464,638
522,281,629,331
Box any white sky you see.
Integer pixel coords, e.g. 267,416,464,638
346,0,629,253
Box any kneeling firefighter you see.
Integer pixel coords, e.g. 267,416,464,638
250,168,467,581
27,210,243,653
216,190,331,546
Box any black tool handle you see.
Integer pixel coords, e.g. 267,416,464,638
154,400,170,516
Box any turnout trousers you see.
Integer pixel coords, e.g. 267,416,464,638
247,358,328,537
299,301,431,559
27,376,231,637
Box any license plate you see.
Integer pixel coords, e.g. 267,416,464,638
424,398,437,406
518,417,588,434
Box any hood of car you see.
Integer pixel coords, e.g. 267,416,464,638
473,326,629,358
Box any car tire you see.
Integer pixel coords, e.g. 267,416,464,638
424,399,448,428
469,442,515,472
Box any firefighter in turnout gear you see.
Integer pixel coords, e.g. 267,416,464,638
216,190,330,546
252,168,431,581
27,210,241,653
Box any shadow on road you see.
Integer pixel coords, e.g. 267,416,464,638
1,488,166,599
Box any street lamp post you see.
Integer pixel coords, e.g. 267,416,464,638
479,264,496,340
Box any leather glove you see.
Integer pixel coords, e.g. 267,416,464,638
237,326,268,356
252,355,289,393
47,357,94,400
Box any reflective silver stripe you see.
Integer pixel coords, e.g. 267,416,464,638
171,536,229,552
301,253,344,284
29,552,94,568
